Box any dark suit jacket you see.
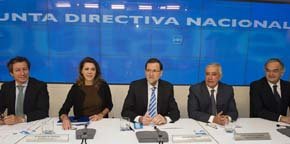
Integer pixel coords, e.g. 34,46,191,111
188,81,238,122
0,77,49,122
59,80,113,118
250,77,290,121
121,78,180,122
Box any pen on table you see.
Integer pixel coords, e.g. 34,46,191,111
127,124,135,132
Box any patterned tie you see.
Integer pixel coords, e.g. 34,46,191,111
210,89,217,115
148,87,157,117
16,85,25,116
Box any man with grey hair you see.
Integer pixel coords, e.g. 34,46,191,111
188,63,238,125
250,58,290,124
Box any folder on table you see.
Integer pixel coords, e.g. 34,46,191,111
57,116,89,125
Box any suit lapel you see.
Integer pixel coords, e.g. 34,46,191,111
201,82,211,108
23,80,33,113
262,78,278,102
8,82,16,114
141,80,148,110
280,80,287,100
216,83,222,106
157,80,163,113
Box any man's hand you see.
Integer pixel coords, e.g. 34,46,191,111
3,115,24,125
213,111,229,126
280,116,290,124
0,119,4,125
152,114,167,125
139,113,152,125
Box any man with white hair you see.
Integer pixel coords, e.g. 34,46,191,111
188,63,238,125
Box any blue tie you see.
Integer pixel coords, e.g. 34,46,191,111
148,87,157,117
16,85,25,116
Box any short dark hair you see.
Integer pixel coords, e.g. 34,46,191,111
264,58,285,71
145,58,163,71
7,56,31,73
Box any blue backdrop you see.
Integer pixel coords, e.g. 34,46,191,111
0,0,290,85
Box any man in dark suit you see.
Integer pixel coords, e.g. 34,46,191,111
188,63,238,125
121,58,180,125
250,58,290,124
0,56,49,125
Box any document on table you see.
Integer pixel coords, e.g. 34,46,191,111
0,119,42,132
234,132,271,141
25,134,69,142
172,135,211,143
0,119,44,144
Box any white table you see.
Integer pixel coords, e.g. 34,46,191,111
200,118,290,144
1,118,289,144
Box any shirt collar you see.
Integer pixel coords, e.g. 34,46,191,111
206,84,218,92
148,81,159,90
267,80,281,88
15,80,28,87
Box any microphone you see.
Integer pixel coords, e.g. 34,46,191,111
76,124,96,144
154,126,163,144
277,124,290,129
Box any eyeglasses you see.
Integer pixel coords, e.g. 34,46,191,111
146,69,161,73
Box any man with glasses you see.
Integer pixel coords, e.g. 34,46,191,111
250,58,290,124
121,58,180,125
0,56,49,125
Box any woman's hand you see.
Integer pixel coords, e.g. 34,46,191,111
61,115,71,130
89,113,104,121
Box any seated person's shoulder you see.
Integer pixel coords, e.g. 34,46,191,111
159,79,173,86
100,79,109,85
130,78,146,86
250,78,265,87
190,82,203,90
220,82,233,89
29,77,47,87
1,81,13,88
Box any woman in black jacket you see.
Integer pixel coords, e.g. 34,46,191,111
59,57,113,130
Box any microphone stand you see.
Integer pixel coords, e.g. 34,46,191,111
81,124,88,144
154,126,163,144
277,124,290,129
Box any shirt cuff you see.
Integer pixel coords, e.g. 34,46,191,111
23,115,27,122
228,116,232,122
208,115,215,123
165,116,171,123
134,116,141,123
278,115,282,122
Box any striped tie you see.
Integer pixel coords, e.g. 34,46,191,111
16,85,25,116
148,87,157,117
